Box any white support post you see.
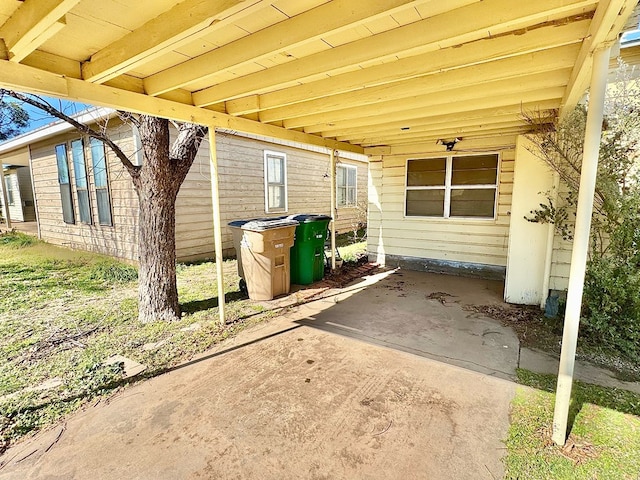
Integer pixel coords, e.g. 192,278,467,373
330,149,337,270
0,164,12,230
208,128,226,326
552,45,611,446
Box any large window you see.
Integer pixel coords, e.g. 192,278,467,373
55,144,75,224
337,164,357,207
71,139,91,224
405,154,498,219
90,138,113,226
264,150,287,212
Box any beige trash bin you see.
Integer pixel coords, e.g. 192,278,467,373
240,218,298,301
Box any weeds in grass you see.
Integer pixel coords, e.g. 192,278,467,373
0,231,39,248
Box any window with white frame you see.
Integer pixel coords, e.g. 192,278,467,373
71,139,92,224
337,164,357,207
405,154,499,219
4,175,14,206
264,150,287,212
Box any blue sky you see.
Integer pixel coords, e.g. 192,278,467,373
18,97,91,131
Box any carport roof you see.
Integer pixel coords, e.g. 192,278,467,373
0,0,637,153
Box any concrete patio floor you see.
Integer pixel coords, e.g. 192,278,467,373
0,268,520,480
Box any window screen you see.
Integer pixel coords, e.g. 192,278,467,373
337,164,357,207
71,139,91,224
4,176,14,205
55,144,75,224
90,138,113,226
406,154,498,218
264,151,287,212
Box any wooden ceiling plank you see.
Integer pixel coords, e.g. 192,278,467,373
0,58,362,154
304,88,565,134
286,69,570,130
81,0,254,84
561,0,637,114
336,116,533,142
245,18,590,113
193,0,597,106
328,101,560,139
356,123,532,146
144,0,424,96
258,44,579,123
0,0,80,62
365,136,519,155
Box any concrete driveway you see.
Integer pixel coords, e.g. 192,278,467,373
0,269,518,480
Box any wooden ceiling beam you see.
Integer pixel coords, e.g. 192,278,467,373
0,0,80,62
365,135,519,156
356,123,532,147
81,0,256,84
305,89,565,134
290,70,570,131
337,117,531,142
193,0,597,107
144,0,426,96
227,18,590,115
561,0,637,114
0,59,362,154
258,45,579,123
328,101,559,139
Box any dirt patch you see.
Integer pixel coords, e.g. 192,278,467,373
536,426,600,465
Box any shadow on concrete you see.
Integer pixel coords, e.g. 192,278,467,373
293,268,519,380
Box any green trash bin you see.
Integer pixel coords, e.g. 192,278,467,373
288,214,332,285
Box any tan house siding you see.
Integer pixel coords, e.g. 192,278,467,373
30,121,139,260
25,122,368,263
176,133,369,262
367,138,515,269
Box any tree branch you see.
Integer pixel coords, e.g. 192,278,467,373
0,89,140,177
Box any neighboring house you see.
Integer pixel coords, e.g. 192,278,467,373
0,164,35,223
0,110,368,262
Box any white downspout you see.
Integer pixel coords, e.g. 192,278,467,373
330,149,337,270
552,44,611,446
208,128,226,326
0,164,12,230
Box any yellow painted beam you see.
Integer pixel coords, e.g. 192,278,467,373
561,0,637,115
81,0,252,83
145,0,425,96
0,59,362,154
292,70,570,131
307,89,564,135
358,125,532,147
228,19,591,114
328,101,559,139
259,45,579,123
193,0,597,106
0,0,80,62
365,136,519,156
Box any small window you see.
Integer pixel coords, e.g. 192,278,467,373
4,176,14,206
71,139,91,224
264,151,287,212
90,138,113,226
55,144,75,224
337,164,357,207
405,154,498,219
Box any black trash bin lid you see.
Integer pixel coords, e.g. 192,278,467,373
286,214,332,223
228,219,251,228
241,218,299,231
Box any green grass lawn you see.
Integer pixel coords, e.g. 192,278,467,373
0,232,270,452
505,369,640,479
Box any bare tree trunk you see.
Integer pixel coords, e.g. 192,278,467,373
132,117,206,323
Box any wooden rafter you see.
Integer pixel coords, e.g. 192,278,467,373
81,0,256,84
225,18,591,115
192,0,598,107
0,0,80,62
0,59,363,154
143,0,428,96
561,0,638,114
